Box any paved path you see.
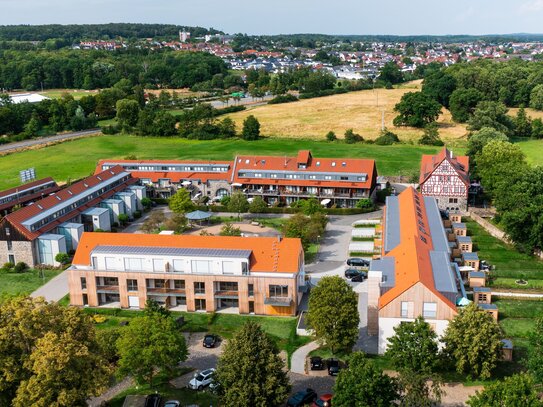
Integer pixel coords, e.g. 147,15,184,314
0,128,101,154
489,291,543,298
290,340,319,374
30,270,68,302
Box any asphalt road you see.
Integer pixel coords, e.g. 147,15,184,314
0,128,101,154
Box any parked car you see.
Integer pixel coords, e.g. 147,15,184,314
344,268,361,279
351,271,368,282
144,394,161,407
188,368,216,390
312,394,333,407
346,258,370,267
203,334,218,348
287,388,318,407
310,356,324,370
327,359,341,376
164,401,180,407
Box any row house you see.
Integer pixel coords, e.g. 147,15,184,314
0,166,142,267
68,233,305,316
419,147,470,213
367,188,467,354
0,177,60,216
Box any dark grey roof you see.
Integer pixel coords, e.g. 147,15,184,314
424,197,450,253
453,222,466,229
186,210,212,220
479,303,498,310
473,286,491,292
448,242,457,248
369,257,396,288
384,196,400,253
91,245,252,259
82,207,109,216
463,252,479,261
457,235,472,243
501,339,513,349
430,251,457,294
469,271,485,278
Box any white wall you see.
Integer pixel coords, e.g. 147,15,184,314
378,317,450,354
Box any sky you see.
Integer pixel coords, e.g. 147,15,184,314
1,0,543,36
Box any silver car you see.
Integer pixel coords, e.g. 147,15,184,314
188,368,216,390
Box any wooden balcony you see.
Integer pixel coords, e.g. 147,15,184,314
146,287,186,296
264,296,292,307
96,285,120,294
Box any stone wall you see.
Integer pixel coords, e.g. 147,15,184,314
468,212,510,244
0,240,36,266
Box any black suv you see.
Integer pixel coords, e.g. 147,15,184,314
203,334,218,348
327,358,341,376
344,268,361,279
347,258,370,267
287,388,318,407
351,271,368,282
310,356,324,370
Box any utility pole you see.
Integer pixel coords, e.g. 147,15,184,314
381,109,385,131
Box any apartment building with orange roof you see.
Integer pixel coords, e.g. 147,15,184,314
367,187,467,354
419,147,470,212
68,233,305,316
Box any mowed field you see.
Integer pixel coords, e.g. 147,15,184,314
38,89,99,100
227,81,468,142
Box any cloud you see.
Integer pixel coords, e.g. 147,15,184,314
520,0,543,13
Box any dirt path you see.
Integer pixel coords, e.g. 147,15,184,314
188,223,279,237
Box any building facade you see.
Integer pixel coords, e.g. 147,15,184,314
419,147,469,212
68,233,305,316
95,150,377,208
367,188,466,354
0,177,60,216
0,166,141,267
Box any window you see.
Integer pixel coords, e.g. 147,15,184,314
423,302,437,319
81,277,87,290
248,284,254,296
105,257,117,270
91,257,97,269
172,259,184,272
174,280,185,289
6,240,12,251
449,198,458,204
192,260,212,274
195,298,206,311
222,261,235,274
124,258,142,271
103,277,119,286
153,259,164,272
194,282,206,294
400,301,409,318
8,254,15,264
269,285,288,297
241,262,249,275
127,279,138,291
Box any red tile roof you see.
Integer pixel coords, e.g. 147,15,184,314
0,178,60,211
419,147,469,186
2,166,136,240
73,233,303,273
378,188,457,313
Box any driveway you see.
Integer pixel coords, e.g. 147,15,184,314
30,270,68,302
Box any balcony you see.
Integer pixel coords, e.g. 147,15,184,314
264,296,293,307
214,290,239,299
96,285,120,294
146,287,186,297
246,189,279,196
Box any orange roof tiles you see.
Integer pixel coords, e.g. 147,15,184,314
0,177,60,211
73,233,303,273
419,147,469,186
378,187,457,312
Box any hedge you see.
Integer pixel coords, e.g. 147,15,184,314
214,105,246,116
268,94,299,105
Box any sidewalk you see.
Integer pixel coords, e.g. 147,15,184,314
290,340,319,374
30,270,68,302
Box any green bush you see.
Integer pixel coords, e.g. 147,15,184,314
13,262,29,273
54,253,70,265
214,105,246,116
268,94,299,104
101,124,121,135
374,129,400,145
133,210,142,219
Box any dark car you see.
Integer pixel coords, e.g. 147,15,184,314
287,388,318,407
327,359,341,376
312,394,333,407
310,356,324,370
203,334,218,348
144,394,161,407
344,268,361,279
351,271,368,282
347,258,370,267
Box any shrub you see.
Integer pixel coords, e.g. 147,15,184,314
268,94,299,104
356,199,375,210
133,210,142,219
101,124,121,135
92,314,108,324
2,262,14,271
214,105,246,116
54,253,71,265
344,128,363,144
326,131,337,141
118,213,129,225
374,129,400,145
13,262,28,273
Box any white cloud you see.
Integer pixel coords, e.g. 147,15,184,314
520,0,543,13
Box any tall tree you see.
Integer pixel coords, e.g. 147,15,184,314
393,92,442,128
241,115,260,140
448,88,484,123
468,101,513,134
527,315,543,383
307,276,359,353
422,71,457,108
513,107,532,138
333,352,399,407
115,98,140,129
467,373,542,407
442,303,504,379
215,321,290,407
380,62,403,85
168,188,196,214
227,191,249,220
116,314,188,386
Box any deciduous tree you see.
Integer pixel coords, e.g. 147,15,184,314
227,191,249,220
393,92,442,128
467,373,542,407
169,188,195,214
248,195,267,213
241,115,260,140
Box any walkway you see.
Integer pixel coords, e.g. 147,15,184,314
290,340,319,374
489,291,543,298
0,128,101,154
30,270,68,302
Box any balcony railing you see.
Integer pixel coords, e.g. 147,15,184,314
214,290,239,299
146,287,186,296
246,189,279,195
96,285,120,293
264,296,292,307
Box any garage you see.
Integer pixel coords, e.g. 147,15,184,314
128,296,140,308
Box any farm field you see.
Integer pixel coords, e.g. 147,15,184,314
226,82,469,142
0,135,450,190
38,89,99,100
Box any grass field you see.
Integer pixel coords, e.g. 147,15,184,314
0,135,451,190
465,218,543,288
39,89,99,100
226,82,469,142
0,268,62,299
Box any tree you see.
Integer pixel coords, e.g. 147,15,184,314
143,298,172,318
168,188,195,214
527,316,543,382
116,314,187,386
140,197,152,210
344,128,363,143
468,101,513,134
0,297,111,406
219,117,237,138
422,71,457,108
419,123,444,146
449,88,484,123
115,98,140,129
220,222,242,236
23,113,41,138
333,352,399,407
532,118,543,139
227,191,248,220
513,107,532,138
380,62,403,85
215,321,290,407
241,115,260,140
530,83,543,110
163,213,188,234
442,303,504,379
248,195,267,213
325,130,337,141
297,197,323,216
385,316,439,374
467,373,542,407
393,92,442,128
356,198,374,210
374,128,400,145
283,213,326,251
141,210,166,233
306,276,359,353
54,252,71,265
117,213,129,226
466,127,509,176
397,371,443,407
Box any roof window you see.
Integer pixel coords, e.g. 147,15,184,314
332,162,336,167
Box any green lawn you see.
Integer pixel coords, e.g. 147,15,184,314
465,218,543,287
0,135,452,190
0,268,62,300
513,137,543,167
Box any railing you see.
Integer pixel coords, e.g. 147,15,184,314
264,296,292,307
214,290,239,298
96,285,120,293
246,189,279,195
146,287,186,295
